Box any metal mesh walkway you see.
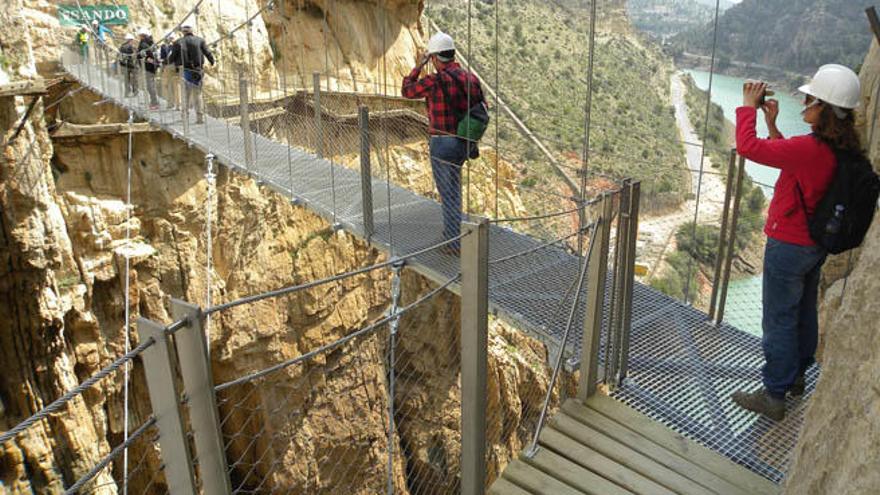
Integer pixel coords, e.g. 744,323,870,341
64,61,809,484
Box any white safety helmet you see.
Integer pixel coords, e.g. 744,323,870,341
124,33,135,41
137,27,151,37
426,32,455,55
181,24,193,33
91,20,99,26
799,64,861,110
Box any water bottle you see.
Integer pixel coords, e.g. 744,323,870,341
825,204,845,235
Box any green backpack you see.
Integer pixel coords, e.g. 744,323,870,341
438,69,490,145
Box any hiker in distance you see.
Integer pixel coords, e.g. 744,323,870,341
170,24,215,124
118,33,139,97
137,28,160,109
92,19,114,47
402,32,489,256
74,24,90,63
732,65,879,421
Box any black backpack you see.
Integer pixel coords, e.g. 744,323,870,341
797,149,880,254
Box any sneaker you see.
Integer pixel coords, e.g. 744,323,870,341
788,375,806,397
149,104,160,110
732,388,786,421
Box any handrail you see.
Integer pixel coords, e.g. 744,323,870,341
205,232,468,316
0,337,157,445
215,274,460,392
63,416,158,495
524,220,600,457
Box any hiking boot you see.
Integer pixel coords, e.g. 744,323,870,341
732,389,785,421
788,375,806,397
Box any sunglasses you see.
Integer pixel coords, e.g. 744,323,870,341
802,94,821,107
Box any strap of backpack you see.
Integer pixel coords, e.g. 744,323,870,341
436,71,465,123
795,181,810,218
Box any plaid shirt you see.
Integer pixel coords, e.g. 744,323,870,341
402,62,485,135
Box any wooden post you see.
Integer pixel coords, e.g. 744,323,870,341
709,149,738,322
239,68,254,170
577,193,613,400
359,106,375,240
137,318,197,495
716,155,747,325
313,72,324,158
461,219,489,495
617,180,640,383
171,300,232,495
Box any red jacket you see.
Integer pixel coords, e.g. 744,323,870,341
735,106,836,246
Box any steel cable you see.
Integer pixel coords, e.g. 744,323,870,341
63,417,157,495
215,274,460,391
0,337,156,445
526,220,599,456
205,232,467,315
683,0,724,305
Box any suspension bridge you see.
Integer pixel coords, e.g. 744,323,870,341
0,1,818,494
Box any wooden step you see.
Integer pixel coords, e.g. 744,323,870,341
489,477,533,495
552,412,716,494
584,394,779,495
538,426,675,494
526,444,634,495
562,400,752,495
503,459,586,495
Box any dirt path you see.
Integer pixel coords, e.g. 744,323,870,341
638,72,727,280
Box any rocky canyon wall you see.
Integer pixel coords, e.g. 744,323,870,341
783,39,880,495
13,0,423,94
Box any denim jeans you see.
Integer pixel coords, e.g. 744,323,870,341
429,136,467,246
145,71,159,105
761,237,826,398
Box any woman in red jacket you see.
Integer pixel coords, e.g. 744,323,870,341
731,65,862,421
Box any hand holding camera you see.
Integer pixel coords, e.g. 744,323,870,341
743,79,774,108
417,52,431,68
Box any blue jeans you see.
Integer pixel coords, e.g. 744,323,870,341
761,237,826,398
430,136,467,246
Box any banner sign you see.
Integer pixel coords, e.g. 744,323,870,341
58,5,130,26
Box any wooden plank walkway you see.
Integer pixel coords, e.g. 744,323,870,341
490,394,780,495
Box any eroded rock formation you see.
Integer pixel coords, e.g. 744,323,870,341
784,40,880,495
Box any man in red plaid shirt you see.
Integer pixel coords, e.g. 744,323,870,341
402,32,485,255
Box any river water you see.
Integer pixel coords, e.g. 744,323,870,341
685,70,811,335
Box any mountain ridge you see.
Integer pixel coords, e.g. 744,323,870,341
670,0,872,75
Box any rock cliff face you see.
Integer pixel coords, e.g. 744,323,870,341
784,40,880,494
14,0,421,94
265,0,424,92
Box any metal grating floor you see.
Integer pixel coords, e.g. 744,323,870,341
611,285,817,483
65,62,810,484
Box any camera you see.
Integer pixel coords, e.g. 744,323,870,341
745,79,775,105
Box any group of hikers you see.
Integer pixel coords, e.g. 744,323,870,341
401,33,878,422
74,21,214,123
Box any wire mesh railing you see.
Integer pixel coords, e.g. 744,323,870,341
0,335,166,494
54,0,793,483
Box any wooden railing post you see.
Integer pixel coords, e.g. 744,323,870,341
577,193,613,400
461,219,489,495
